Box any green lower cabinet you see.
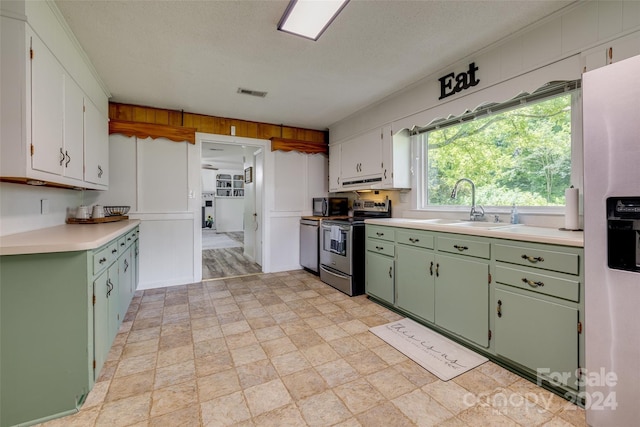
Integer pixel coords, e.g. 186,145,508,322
0,252,91,427
118,245,134,321
434,254,490,348
396,245,435,322
0,226,139,426
495,287,579,390
365,251,394,304
94,262,120,382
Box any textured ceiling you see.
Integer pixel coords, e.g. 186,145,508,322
55,0,574,131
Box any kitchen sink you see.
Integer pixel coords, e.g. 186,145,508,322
414,218,516,228
451,221,515,228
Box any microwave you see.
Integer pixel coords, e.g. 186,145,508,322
313,197,348,217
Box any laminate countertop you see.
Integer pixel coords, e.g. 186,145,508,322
365,218,584,247
0,219,141,256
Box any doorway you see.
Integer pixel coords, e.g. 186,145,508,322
198,135,265,279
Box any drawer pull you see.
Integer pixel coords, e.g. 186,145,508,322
388,266,393,278
429,261,434,276
375,246,384,251
521,254,544,263
120,242,125,247
409,237,420,243
453,244,469,252
497,300,502,318
99,257,107,264
522,277,545,288
112,248,118,254
376,232,384,237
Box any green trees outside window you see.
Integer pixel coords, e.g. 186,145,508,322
425,93,573,207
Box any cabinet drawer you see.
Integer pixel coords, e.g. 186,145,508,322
494,244,579,275
396,230,434,249
366,238,395,257
495,265,580,302
117,236,127,251
125,229,138,245
366,225,395,242
437,236,490,259
93,242,118,275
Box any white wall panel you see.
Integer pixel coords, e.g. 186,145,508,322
273,151,306,212
623,1,640,30
136,217,194,289
561,1,599,54
268,215,302,272
522,19,562,70
138,137,188,212
97,134,137,210
307,154,328,201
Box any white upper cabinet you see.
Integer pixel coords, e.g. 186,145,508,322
0,3,109,190
340,128,383,187
380,126,410,189
84,97,109,187
328,144,341,192
330,125,410,192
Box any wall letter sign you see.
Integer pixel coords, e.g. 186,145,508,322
438,62,480,100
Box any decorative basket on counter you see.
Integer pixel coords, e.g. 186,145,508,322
104,206,130,216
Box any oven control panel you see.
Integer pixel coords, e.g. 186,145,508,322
353,198,391,213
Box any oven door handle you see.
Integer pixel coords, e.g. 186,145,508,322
321,224,351,232
320,264,350,280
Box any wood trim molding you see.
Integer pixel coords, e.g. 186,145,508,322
109,120,197,144
270,138,328,155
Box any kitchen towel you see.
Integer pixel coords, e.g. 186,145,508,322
564,187,580,230
330,225,343,253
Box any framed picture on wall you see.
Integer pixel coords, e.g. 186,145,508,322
244,167,253,183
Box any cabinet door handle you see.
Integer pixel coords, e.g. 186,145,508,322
98,165,103,178
106,279,113,297
409,237,419,243
124,259,129,273
59,148,65,166
497,299,502,318
521,254,544,263
65,150,71,167
429,261,433,276
388,266,393,278
375,246,384,251
522,277,544,287
453,245,469,252
384,169,387,180
436,263,439,277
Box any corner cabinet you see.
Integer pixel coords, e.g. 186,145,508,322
330,125,410,192
0,7,109,190
0,225,139,427
365,224,584,400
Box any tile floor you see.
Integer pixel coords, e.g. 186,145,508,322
38,270,587,427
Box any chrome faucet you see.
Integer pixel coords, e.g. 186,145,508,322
451,178,485,221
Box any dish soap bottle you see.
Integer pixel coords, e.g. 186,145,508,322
510,203,519,224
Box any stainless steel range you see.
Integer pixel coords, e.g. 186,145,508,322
319,198,391,296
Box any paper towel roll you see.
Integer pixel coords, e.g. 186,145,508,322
565,187,580,230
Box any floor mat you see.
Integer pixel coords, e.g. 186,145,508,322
370,318,487,381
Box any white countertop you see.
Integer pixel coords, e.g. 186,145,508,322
365,218,584,247
0,219,141,256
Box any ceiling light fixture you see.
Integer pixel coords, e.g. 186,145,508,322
277,0,349,41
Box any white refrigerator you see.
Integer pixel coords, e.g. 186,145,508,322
583,54,640,426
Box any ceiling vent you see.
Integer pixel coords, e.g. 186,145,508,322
237,87,267,98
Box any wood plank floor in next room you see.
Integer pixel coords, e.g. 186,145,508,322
37,271,587,427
